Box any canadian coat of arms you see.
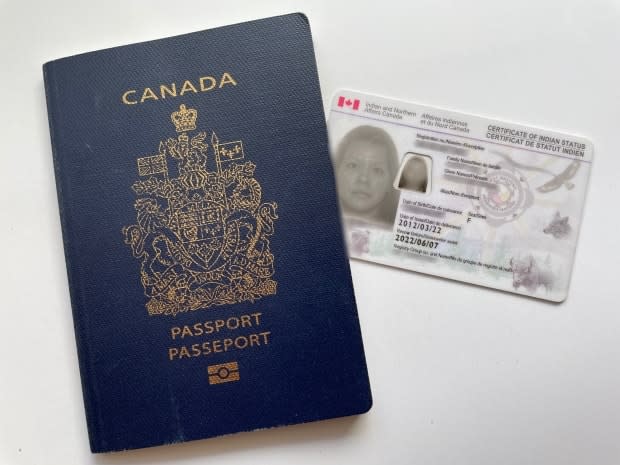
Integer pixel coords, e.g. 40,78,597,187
123,104,278,316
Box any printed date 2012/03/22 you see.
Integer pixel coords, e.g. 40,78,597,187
398,219,442,234
394,234,439,249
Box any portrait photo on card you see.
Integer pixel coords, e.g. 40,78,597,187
395,152,432,194
333,125,400,225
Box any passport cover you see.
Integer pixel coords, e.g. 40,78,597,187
43,13,371,453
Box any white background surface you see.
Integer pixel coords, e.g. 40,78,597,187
1,1,619,464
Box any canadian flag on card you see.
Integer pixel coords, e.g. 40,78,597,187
338,96,360,110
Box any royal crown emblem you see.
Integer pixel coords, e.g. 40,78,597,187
123,104,278,316
171,104,197,132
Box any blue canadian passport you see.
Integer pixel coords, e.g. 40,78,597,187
43,13,371,453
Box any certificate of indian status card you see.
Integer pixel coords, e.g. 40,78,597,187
329,90,592,302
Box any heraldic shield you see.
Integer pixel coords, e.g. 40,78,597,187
123,104,278,316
